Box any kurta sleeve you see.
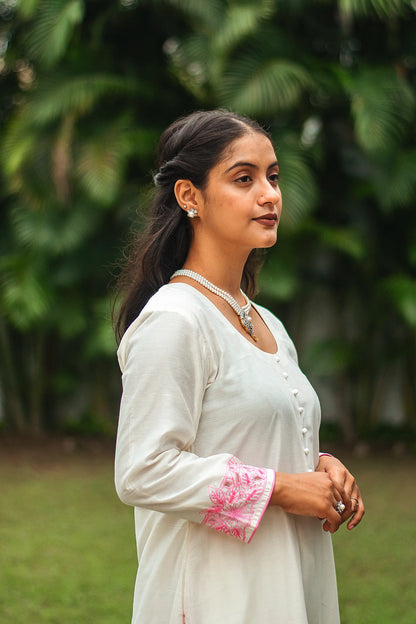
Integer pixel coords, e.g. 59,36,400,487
114,306,275,544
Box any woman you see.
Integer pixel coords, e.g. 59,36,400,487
114,109,364,623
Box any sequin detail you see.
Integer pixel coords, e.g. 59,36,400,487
200,457,268,542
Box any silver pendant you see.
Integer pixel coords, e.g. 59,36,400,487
240,311,257,341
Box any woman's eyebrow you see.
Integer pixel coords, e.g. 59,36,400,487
224,160,279,173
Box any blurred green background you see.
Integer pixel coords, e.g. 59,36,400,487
1,0,415,445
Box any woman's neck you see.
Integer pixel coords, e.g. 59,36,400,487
182,247,249,299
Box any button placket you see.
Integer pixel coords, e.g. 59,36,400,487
286,368,312,466
275,356,313,469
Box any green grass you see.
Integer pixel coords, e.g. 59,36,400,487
333,453,416,624
1,439,415,623
0,438,136,623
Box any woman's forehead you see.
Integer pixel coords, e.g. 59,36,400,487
217,132,277,169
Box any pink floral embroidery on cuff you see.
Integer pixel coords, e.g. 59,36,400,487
200,457,268,541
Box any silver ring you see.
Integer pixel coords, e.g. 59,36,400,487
335,501,346,515
351,497,359,507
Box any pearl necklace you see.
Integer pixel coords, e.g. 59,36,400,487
171,269,258,341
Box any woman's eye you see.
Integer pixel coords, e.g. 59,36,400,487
269,173,280,184
235,175,252,183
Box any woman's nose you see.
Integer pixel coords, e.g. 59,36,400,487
259,181,281,205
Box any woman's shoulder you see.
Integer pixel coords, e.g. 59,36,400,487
127,283,206,329
146,282,208,314
117,284,213,365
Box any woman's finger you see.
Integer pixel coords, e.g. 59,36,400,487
347,490,365,529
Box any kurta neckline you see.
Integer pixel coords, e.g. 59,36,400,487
166,282,279,357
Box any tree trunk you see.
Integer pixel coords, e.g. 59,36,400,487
0,318,26,431
28,333,45,435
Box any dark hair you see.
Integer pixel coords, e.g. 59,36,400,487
114,109,272,341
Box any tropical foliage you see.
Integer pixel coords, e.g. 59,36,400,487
0,0,415,442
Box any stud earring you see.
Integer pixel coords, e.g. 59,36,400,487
187,207,198,218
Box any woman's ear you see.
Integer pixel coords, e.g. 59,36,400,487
174,179,199,215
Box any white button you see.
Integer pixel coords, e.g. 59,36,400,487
304,448,310,455
302,427,308,435
292,388,299,396
275,355,280,362
298,407,304,414
307,468,313,473
283,372,288,379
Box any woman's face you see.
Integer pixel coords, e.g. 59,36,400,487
194,131,282,256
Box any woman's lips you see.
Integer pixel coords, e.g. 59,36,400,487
253,213,278,226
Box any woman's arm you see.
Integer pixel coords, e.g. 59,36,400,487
114,308,275,544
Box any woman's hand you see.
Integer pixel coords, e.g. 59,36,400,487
270,470,347,533
316,454,365,531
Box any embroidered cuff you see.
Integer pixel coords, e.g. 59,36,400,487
200,457,275,544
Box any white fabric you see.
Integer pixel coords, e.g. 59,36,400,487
115,283,340,624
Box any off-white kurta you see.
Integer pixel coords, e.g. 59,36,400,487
115,283,340,624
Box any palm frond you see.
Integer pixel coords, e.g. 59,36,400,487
136,0,224,28
28,74,139,124
10,201,100,255
16,0,43,19
373,149,416,211
24,0,84,68
2,130,62,202
275,138,318,228
2,73,139,178
0,254,51,330
338,0,413,19
305,222,366,261
2,125,70,206
75,117,137,206
212,1,275,57
2,117,38,179
383,275,416,329
220,56,313,115
169,1,275,92
166,33,212,98
165,3,299,100
344,68,415,154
